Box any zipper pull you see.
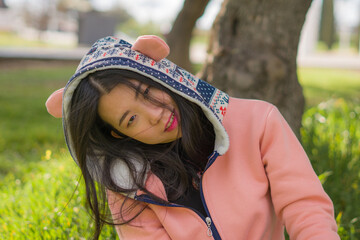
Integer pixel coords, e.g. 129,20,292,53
205,217,213,237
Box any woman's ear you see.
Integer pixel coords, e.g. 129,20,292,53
110,130,123,139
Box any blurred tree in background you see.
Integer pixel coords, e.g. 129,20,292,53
199,0,312,135
166,0,210,72
0,0,8,8
319,0,336,49
1,0,360,239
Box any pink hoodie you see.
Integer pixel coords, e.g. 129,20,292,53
47,36,339,239
107,98,339,240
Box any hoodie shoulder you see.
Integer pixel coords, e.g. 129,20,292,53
226,98,275,117
223,98,277,133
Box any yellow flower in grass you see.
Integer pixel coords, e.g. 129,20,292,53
45,150,52,160
352,182,358,191
42,149,52,161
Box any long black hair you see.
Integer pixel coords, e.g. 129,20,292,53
67,69,215,239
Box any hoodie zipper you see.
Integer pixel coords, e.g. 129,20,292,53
199,151,221,239
135,194,216,238
205,217,213,237
135,151,221,239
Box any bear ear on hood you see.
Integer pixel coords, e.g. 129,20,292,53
131,35,170,61
45,87,64,118
45,35,170,118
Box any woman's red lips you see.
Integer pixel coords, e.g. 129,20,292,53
165,111,177,132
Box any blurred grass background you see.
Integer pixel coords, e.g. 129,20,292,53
0,64,359,239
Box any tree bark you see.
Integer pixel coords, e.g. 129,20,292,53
166,0,210,72
200,0,311,136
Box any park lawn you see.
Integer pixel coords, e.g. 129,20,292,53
0,65,117,239
298,67,360,107
0,31,75,48
0,65,72,177
0,66,359,239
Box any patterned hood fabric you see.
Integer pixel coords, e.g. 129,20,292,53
63,36,230,189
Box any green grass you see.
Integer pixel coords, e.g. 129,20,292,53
0,65,117,239
0,150,117,239
298,68,360,107
0,66,73,177
301,98,360,239
0,31,74,48
0,66,359,239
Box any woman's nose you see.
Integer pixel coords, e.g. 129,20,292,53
145,105,163,126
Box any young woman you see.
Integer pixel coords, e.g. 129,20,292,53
46,35,339,239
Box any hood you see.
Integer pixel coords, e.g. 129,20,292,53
62,36,229,192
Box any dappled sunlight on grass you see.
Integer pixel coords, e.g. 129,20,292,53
0,150,117,239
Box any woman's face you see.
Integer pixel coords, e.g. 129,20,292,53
98,80,182,144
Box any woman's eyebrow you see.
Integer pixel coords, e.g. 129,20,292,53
119,110,130,127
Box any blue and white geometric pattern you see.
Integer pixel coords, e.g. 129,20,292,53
70,36,229,123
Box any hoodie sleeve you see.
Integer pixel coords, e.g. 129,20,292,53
107,190,171,240
260,106,339,240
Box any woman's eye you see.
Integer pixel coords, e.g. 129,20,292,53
144,86,151,95
128,115,136,126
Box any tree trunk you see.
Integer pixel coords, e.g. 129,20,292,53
200,0,311,136
0,0,8,8
166,0,210,72
319,0,335,49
